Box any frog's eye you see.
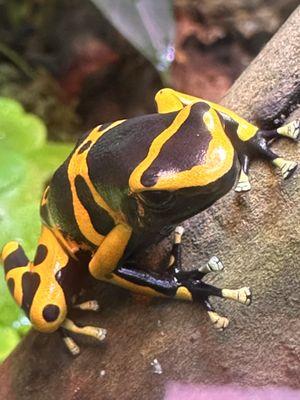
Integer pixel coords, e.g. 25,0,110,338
138,190,174,209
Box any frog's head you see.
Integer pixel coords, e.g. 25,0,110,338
129,158,237,230
128,104,237,227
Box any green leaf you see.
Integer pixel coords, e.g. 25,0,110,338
0,147,26,192
0,97,46,153
0,326,20,362
0,97,72,360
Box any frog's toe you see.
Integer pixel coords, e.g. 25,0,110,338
234,169,251,193
272,158,298,179
175,225,185,237
282,160,298,179
198,256,224,274
94,327,107,341
207,256,224,273
61,331,81,356
235,179,251,192
235,181,251,192
278,120,300,141
222,287,252,306
62,318,107,348
74,300,100,311
207,311,229,331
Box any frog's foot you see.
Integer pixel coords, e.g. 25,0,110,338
207,311,229,331
61,318,107,355
222,287,252,306
73,300,100,311
277,120,300,141
198,256,224,274
272,158,298,179
235,170,251,193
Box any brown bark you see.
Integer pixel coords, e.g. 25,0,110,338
0,6,300,400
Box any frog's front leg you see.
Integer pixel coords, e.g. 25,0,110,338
88,224,133,279
167,227,245,329
1,226,106,356
87,223,251,331
109,263,251,332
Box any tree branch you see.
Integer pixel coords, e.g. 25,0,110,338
0,6,300,400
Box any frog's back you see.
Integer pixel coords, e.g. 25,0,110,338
43,102,235,247
42,111,178,247
86,102,232,193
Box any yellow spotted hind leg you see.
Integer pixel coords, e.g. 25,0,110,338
1,228,70,334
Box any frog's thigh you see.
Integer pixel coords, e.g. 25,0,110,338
88,224,132,279
155,88,201,113
2,227,68,333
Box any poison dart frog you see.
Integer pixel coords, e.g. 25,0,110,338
1,89,299,355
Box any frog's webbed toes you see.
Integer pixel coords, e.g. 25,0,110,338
207,311,230,331
198,256,224,274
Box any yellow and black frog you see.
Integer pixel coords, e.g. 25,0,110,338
1,89,299,355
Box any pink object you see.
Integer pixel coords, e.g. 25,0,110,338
165,383,300,400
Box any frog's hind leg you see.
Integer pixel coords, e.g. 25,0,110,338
1,235,68,334
236,121,299,192
260,121,299,178
257,134,297,180
1,226,107,356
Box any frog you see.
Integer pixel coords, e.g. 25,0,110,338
1,88,299,355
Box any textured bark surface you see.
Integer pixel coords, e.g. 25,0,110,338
0,7,300,400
